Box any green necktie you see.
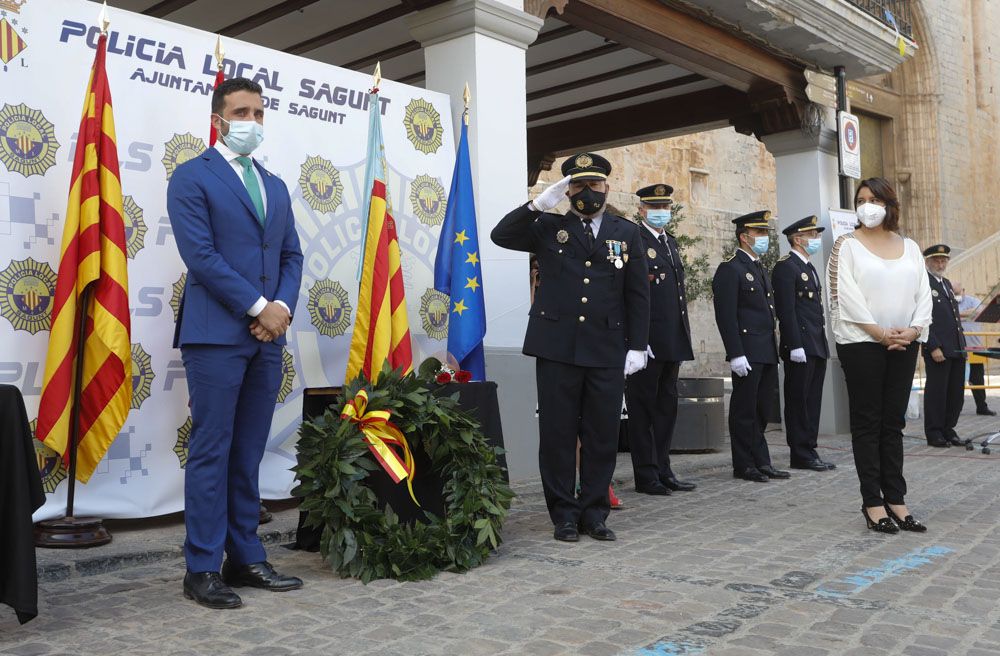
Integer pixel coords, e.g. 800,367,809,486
235,156,265,226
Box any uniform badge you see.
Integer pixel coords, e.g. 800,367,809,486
621,242,628,252
801,272,809,281
660,273,667,280
647,248,657,259
746,272,754,282
615,259,624,269
932,289,939,297
556,229,569,244
576,199,585,211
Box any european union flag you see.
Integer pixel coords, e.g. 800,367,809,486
434,117,486,380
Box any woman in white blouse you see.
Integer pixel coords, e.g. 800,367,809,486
827,177,933,534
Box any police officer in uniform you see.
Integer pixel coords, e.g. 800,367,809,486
712,211,789,482
772,216,836,471
625,184,697,495
491,153,650,542
922,244,967,448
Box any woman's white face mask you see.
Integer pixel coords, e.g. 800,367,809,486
856,202,886,228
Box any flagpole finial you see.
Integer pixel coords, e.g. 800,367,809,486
214,35,225,70
98,0,110,34
372,62,382,92
463,82,471,126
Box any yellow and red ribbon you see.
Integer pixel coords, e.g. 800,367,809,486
341,390,419,506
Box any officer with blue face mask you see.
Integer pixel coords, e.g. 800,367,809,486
624,185,696,495
712,211,788,482
772,216,835,472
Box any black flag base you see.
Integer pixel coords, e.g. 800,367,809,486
34,516,112,549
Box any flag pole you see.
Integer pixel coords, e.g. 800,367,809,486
34,2,114,549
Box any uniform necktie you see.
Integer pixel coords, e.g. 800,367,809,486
582,218,594,249
235,156,265,227
658,233,675,266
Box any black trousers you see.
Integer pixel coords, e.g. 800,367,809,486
536,358,623,528
625,359,681,486
728,362,776,473
969,363,989,412
837,341,918,507
923,356,966,442
783,357,827,465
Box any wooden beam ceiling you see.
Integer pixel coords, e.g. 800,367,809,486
527,73,705,122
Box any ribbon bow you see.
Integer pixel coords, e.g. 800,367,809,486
341,390,419,506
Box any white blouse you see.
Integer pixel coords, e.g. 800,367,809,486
827,234,933,345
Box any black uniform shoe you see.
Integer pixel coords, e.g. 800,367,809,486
977,408,997,416
926,437,951,448
790,459,833,472
553,522,579,542
183,571,242,609
734,467,769,482
660,475,697,491
221,560,303,592
635,480,671,496
581,522,616,541
945,435,965,447
758,465,791,479
817,460,837,470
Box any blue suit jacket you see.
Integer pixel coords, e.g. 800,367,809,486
167,148,303,347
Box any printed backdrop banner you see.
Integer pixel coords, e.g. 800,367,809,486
0,0,456,521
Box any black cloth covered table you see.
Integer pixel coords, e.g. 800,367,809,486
293,381,506,551
0,385,45,624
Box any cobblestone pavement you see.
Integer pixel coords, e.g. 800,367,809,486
3,397,1000,656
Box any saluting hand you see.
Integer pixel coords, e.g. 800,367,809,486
529,175,571,213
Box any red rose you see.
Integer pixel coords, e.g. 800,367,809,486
435,372,452,384
455,370,472,383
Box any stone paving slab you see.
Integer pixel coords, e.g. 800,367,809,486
3,394,1000,655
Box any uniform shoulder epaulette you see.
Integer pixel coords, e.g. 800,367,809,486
723,252,736,262
777,254,790,262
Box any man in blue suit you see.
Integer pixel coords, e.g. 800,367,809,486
167,78,304,609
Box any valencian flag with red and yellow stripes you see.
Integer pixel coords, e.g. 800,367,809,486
345,72,413,382
36,33,131,483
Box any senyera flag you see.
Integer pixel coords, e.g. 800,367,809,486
36,32,131,483
345,68,413,383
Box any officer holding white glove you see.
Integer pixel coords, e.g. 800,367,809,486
491,153,649,543
772,216,834,472
712,211,788,483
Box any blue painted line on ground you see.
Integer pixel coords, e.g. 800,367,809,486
814,545,954,598
634,639,706,655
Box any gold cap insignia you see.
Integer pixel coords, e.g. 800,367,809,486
655,185,666,196
575,154,593,168
763,211,772,220
937,246,946,253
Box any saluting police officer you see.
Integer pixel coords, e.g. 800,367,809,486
922,244,967,448
625,184,697,495
491,153,650,543
712,211,789,483
772,216,835,472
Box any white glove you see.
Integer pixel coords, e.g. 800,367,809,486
646,345,655,360
530,175,571,212
624,349,648,376
790,348,807,364
730,356,752,377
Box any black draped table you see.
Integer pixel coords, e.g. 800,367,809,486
0,385,45,624
293,381,506,551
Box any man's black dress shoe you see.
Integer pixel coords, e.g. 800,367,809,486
818,459,837,470
553,522,579,542
758,465,791,479
581,522,616,541
977,408,997,416
790,459,833,472
635,481,671,496
183,571,242,609
926,437,951,448
660,475,697,491
945,435,965,447
733,468,769,482
221,560,303,592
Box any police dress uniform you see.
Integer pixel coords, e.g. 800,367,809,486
712,211,783,481
771,216,833,471
921,244,967,447
490,153,649,532
624,185,696,492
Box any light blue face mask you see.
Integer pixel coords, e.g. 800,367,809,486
804,237,822,255
217,116,264,155
645,209,672,229
750,235,769,255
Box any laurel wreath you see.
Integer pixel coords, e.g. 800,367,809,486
293,363,513,582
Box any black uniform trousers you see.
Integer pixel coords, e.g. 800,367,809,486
923,356,966,442
536,357,623,528
837,341,918,507
625,359,681,487
970,362,989,412
782,357,827,465
729,362,776,473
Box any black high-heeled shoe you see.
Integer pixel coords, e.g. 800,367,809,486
884,505,927,532
862,506,899,533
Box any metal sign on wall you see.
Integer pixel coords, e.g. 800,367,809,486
838,111,862,179
1,0,456,521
